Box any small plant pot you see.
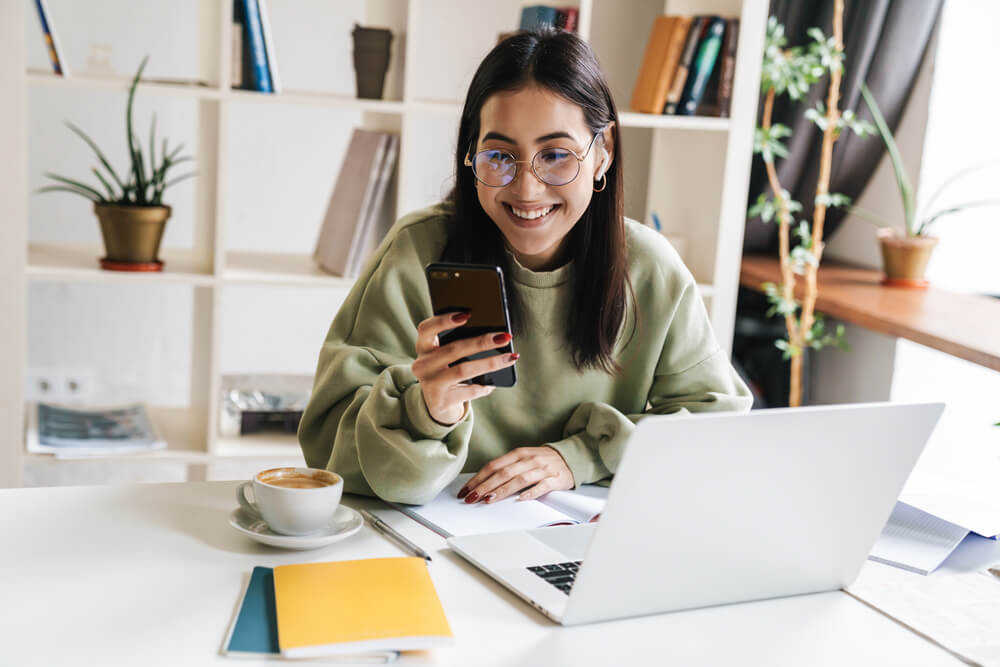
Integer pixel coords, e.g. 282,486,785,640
352,25,393,100
877,228,938,288
94,202,171,270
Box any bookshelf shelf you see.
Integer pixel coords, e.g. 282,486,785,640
27,70,223,100
222,251,355,288
27,243,214,286
5,0,768,486
617,111,731,131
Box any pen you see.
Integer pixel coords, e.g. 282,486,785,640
360,509,433,562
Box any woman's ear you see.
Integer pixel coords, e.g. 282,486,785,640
595,122,616,179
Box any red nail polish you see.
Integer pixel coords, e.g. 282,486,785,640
453,312,471,323
483,493,496,503
493,332,511,345
457,487,469,499
464,491,479,504
509,353,520,361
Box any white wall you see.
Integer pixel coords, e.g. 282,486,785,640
24,0,375,407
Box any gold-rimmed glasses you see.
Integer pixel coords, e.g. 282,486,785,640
464,128,605,188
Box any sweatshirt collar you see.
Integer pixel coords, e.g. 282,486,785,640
505,250,575,288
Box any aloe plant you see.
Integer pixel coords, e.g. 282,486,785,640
857,83,1000,237
38,56,195,206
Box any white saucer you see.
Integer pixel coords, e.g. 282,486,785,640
229,504,363,550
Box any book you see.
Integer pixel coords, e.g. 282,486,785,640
240,0,273,92
26,402,166,458
555,7,578,32
677,16,726,116
272,558,453,657
345,133,399,278
33,0,67,76
630,16,677,114
717,18,740,117
230,11,243,88
222,566,399,662
313,129,394,278
519,5,558,30
663,15,708,114
388,472,609,538
256,0,282,93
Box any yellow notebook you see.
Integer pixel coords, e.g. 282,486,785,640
272,557,453,658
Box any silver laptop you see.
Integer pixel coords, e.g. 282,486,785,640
447,402,944,626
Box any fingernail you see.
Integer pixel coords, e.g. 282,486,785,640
457,487,469,499
493,332,511,345
509,353,520,361
483,493,497,504
517,493,529,501
464,491,479,504
452,312,471,323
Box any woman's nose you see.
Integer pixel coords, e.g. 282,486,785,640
508,163,548,198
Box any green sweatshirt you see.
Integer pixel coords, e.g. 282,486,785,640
298,203,752,504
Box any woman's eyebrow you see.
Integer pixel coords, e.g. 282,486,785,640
481,130,578,144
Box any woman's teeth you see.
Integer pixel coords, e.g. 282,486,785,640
510,205,554,220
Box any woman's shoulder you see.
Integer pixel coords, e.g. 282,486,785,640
369,202,454,271
623,217,694,288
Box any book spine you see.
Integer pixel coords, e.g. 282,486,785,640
349,135,399,277
520,6,558,30
717,18,740,118
677,16,726,116
241,0,273,93
33,0,66,76
562,7,580,32
630,15,674,114
663,16,707,114
231,15,243,88
256,0,281,93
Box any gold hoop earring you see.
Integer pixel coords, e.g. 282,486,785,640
593,174,607,193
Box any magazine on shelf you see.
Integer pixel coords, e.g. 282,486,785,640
26,402,167,458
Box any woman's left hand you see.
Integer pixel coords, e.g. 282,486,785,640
458,446,574,504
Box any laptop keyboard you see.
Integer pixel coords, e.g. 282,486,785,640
527,561,582,595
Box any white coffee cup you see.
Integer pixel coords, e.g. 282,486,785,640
237,467,343,536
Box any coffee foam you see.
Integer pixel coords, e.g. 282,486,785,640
257,467,340,489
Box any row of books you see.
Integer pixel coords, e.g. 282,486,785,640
313,128,399,279
233,0,282,93
631,15,740,118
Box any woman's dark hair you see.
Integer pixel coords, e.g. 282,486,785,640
444,28,632,375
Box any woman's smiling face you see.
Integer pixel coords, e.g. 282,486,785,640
473,85,613,271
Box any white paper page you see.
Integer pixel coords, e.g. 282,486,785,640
538,485,609,523
869,501,970,575
391,474,577,538
901,470,1000,539
848,554,1000,666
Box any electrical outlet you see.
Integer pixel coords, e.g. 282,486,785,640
25,367,96,403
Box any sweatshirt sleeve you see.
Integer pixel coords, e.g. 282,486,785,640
547,264,753,486
297,212,475,505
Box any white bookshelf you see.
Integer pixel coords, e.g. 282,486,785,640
4,0,766,485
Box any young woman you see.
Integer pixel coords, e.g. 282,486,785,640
298,29,751,506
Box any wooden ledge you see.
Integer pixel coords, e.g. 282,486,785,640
740,254,1000,372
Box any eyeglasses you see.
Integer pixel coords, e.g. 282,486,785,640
464,128,605,188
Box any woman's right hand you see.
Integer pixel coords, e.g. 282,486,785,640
411,311,519,425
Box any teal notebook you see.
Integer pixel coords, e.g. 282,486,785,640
222,566,399,662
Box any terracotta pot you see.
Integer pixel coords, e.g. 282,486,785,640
94,202,171,268
877,227,938,288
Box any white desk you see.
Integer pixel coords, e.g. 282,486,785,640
0,481,962,666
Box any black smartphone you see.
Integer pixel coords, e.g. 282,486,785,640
425,262,516,387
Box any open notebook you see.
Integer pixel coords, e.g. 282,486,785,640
389,473,609,538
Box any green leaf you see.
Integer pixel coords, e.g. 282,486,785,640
43,172,106,201
92,167,117,201
64,122,125,193
148,113,157,183
861,83,915,234
126,56,150,202
36,184,101,202
161,171,197,190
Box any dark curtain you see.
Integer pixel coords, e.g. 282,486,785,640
742,0,944,253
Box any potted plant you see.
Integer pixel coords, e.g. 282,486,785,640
854,83,1000,287
37,56,195,271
